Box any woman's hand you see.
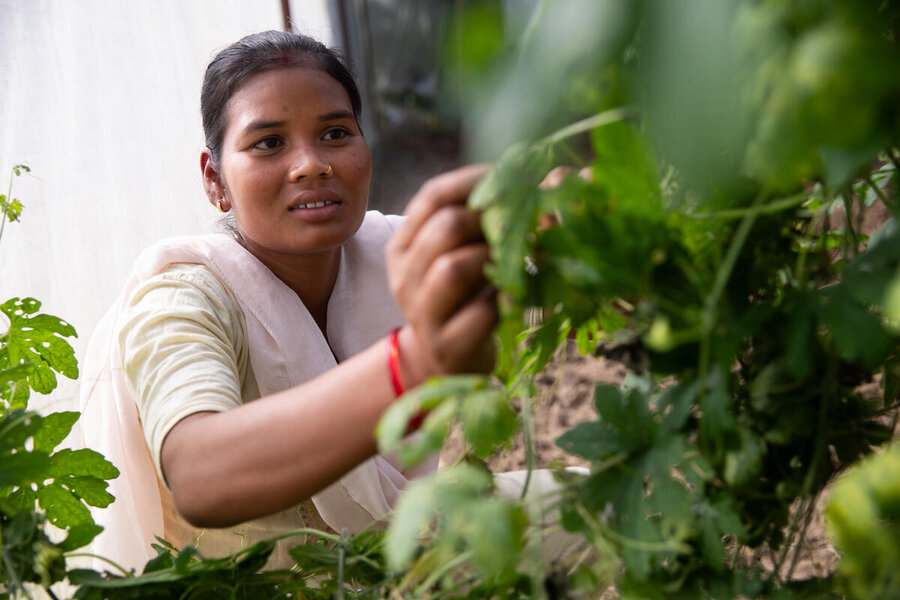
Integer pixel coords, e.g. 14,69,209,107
386,165,498,387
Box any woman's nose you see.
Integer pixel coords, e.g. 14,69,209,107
288,148,332,181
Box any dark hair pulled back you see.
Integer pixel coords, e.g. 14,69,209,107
201,30,362,166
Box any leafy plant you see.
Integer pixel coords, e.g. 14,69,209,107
0,167,119,599
376,0,900,598
826,443,900,600
6,0,900,597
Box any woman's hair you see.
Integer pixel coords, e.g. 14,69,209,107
201,30,362,166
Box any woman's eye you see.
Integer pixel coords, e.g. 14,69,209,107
252,136,283,151
322,128,349,141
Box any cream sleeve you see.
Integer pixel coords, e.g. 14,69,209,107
117,263,249,484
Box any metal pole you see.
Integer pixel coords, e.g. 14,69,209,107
280,0,292,31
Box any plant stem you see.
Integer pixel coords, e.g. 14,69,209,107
692,192,808,220
2,547,34,600
516,0,549,60
770,355,835,584
794,210,825,290
866,173,895,209
702,196,762,333
250,527,343,546
336,538,346,600
886,146,900,172
574,502,689,553
540,107,638,147
413,550,472,596
63,552,133,576
0,167,15,249
841,192,859,257
698,196,762,401
511,375,537,500
785,489,822,581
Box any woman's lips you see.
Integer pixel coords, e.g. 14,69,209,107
288,189,342,211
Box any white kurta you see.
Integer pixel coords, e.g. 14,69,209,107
79,211,438,572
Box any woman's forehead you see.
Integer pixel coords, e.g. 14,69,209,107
224,66,352,131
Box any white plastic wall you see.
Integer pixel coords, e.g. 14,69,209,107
0,0,334,418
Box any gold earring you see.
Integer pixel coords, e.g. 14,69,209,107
322,165,333,176
216,200,228,213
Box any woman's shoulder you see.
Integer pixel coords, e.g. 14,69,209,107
353,211,406,249
124,262,241,321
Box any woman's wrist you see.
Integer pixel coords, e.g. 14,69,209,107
393,325,433,392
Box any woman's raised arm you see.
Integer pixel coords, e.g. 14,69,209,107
160,165,497,528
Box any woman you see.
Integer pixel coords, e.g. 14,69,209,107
80,30,496,571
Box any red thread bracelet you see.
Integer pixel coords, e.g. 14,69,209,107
387,328,427,432
387,327,405,397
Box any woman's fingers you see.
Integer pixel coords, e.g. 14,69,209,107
389,164,491,252
539,166,574,190
411,242,492,326
416,244,496,374
432,285,498,373
390,206,484,308
387,164,499,383
396,243,497,381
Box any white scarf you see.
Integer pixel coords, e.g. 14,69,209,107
79,211,436,572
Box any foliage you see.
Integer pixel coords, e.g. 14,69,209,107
826,443,900,600
0,168,120,599
376,0,900,597
0,164,29,247
5,0,900,597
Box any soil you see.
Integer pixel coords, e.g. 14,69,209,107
439,341,607,472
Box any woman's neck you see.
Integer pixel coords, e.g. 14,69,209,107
242,243,341,334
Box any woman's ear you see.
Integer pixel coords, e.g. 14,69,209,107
201,149,227,211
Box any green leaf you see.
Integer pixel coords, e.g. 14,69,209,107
58,522,104,552
698,367,736,459
0,362,32,387
472,143,551,305
386,464,494,572
48,448,120,480
385,477,439,571
377,375,487,455
60,476,115,509
0,409,43,450
656,382,696,434
826,443,900,599
723,427,767,489
173,545,202,575
575,435,693,581
37,482,93,527
32,411,79,452
1,297,78,396
0,487,37,515
457,497,527,580
0,451,51,487
0,371,33,412
288,542,341,569
397,398,457,468
818,286,892,369
0,195,24,222
556,384,656,460
459,387,518,457
517,315,571,376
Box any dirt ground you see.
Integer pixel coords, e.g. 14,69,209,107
439,341,608,471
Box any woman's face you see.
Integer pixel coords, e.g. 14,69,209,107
209,66,371,260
